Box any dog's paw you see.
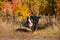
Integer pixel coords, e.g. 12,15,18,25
33,31,37,34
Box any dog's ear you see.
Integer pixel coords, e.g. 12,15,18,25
37,15,42,19
37,16,41,19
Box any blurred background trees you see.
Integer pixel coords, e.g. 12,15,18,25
0,0,59,22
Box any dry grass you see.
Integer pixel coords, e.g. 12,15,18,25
0,16,60,40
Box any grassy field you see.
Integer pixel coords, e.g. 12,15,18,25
0,16,60,40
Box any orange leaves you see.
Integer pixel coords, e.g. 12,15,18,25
2,2,14,14
12,0,21,6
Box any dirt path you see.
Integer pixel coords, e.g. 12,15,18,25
0,38,59,40
0,29,60,40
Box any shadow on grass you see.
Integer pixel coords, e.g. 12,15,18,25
16,28,31,32
16,22,53,32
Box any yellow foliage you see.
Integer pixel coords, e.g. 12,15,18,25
0,6,3,11
14,4,30,21
25,0,48,15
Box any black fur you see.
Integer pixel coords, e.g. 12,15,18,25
27,16,41,32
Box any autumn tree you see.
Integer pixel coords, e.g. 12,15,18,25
23,0,48,16
0,0,7,12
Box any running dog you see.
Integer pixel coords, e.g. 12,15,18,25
27,16,41,32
